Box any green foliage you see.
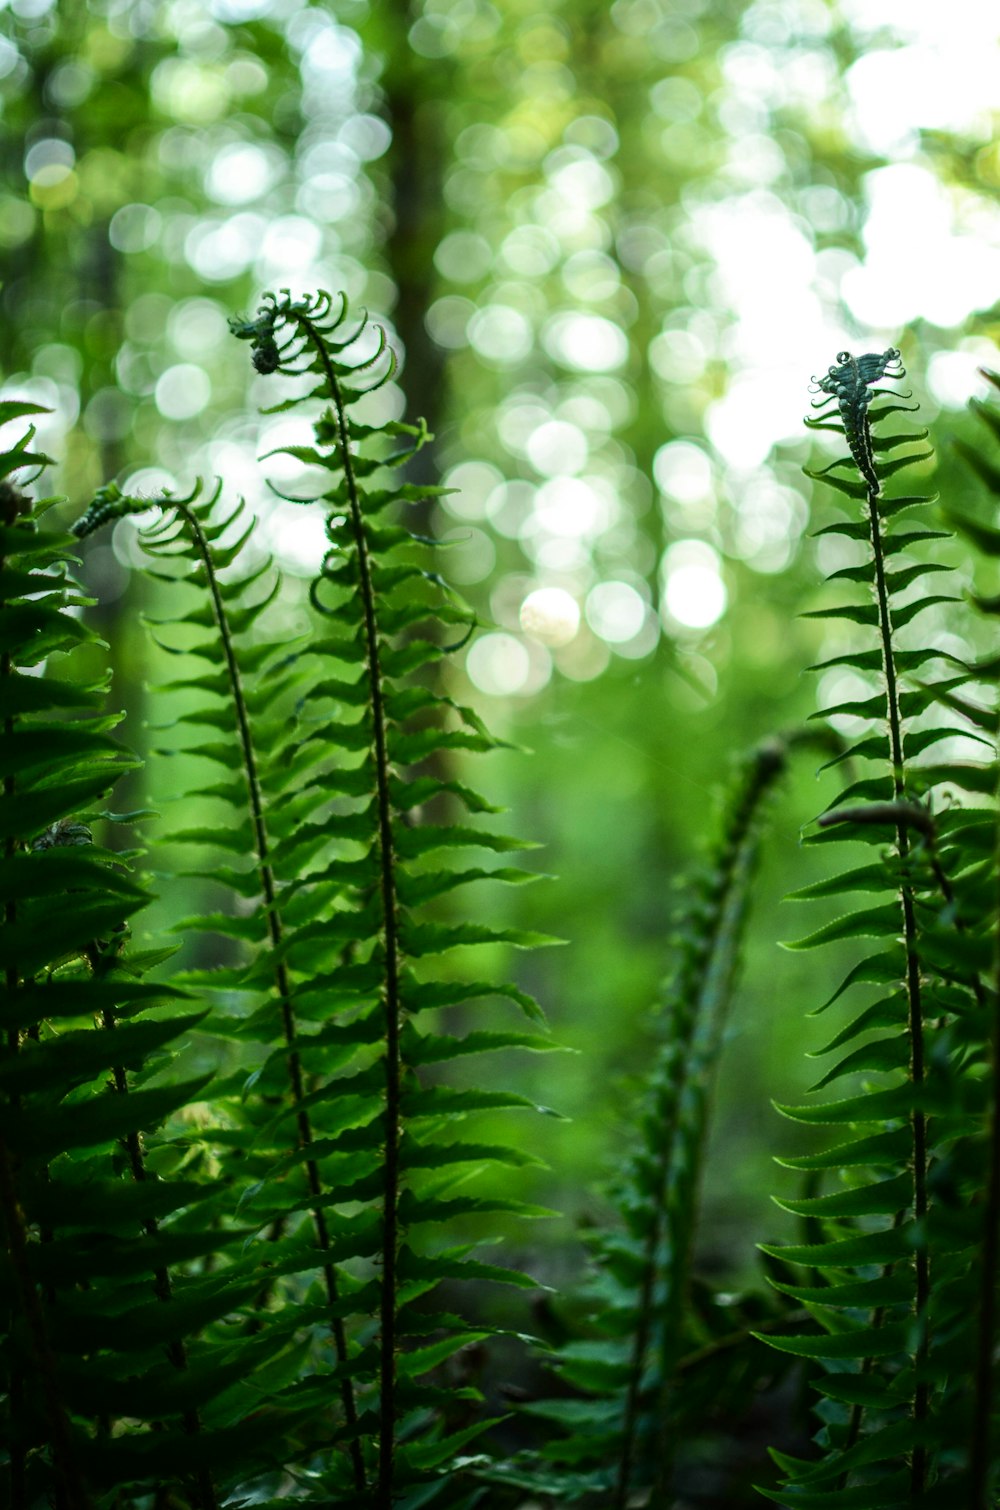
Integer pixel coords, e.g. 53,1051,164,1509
755,354,998,1504
63,294,555,1507
6,312,1000,1509
491,734,810,1505
0,408,272,1510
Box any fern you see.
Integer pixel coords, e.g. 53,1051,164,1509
943,366,1000,1508
756,349,995,1504
0,407,288,1509
500,735,802,1505
75,474,373,1489
73,291,555,1506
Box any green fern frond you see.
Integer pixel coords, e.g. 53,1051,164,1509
76,471,373,1488
756,349,995,1503
943,369,1000,1509
501,735,799,1506
229,290,550,1506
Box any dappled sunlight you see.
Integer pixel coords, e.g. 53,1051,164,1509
0,0,997,717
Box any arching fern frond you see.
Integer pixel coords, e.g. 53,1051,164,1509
497,735,803,1506
73,474,371,1490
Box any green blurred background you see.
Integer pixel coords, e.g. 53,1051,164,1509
2,0,999,1292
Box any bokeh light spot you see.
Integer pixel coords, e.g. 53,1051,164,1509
109,203,162,254
466,632,532,696
544,312,628,373
585,580,647,643
441,460,505,521
440,526,496,585
434,231,494,283
155,364,212,421
661,541,727,630
467,304,533,365
205,142,279,204
653,440,714,504
520,586,581,646
526,420,588,477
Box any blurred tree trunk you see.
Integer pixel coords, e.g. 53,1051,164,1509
374,0,450,499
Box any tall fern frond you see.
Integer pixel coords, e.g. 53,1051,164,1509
228,291,557,1506
756,349,995,1504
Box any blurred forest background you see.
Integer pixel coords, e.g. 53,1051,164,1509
1,0,999,1327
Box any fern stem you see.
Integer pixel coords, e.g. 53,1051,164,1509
175,503,366,1491
864,476,929,1493
302,317,403,1507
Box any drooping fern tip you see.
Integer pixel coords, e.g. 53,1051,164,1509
71,479,162,539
